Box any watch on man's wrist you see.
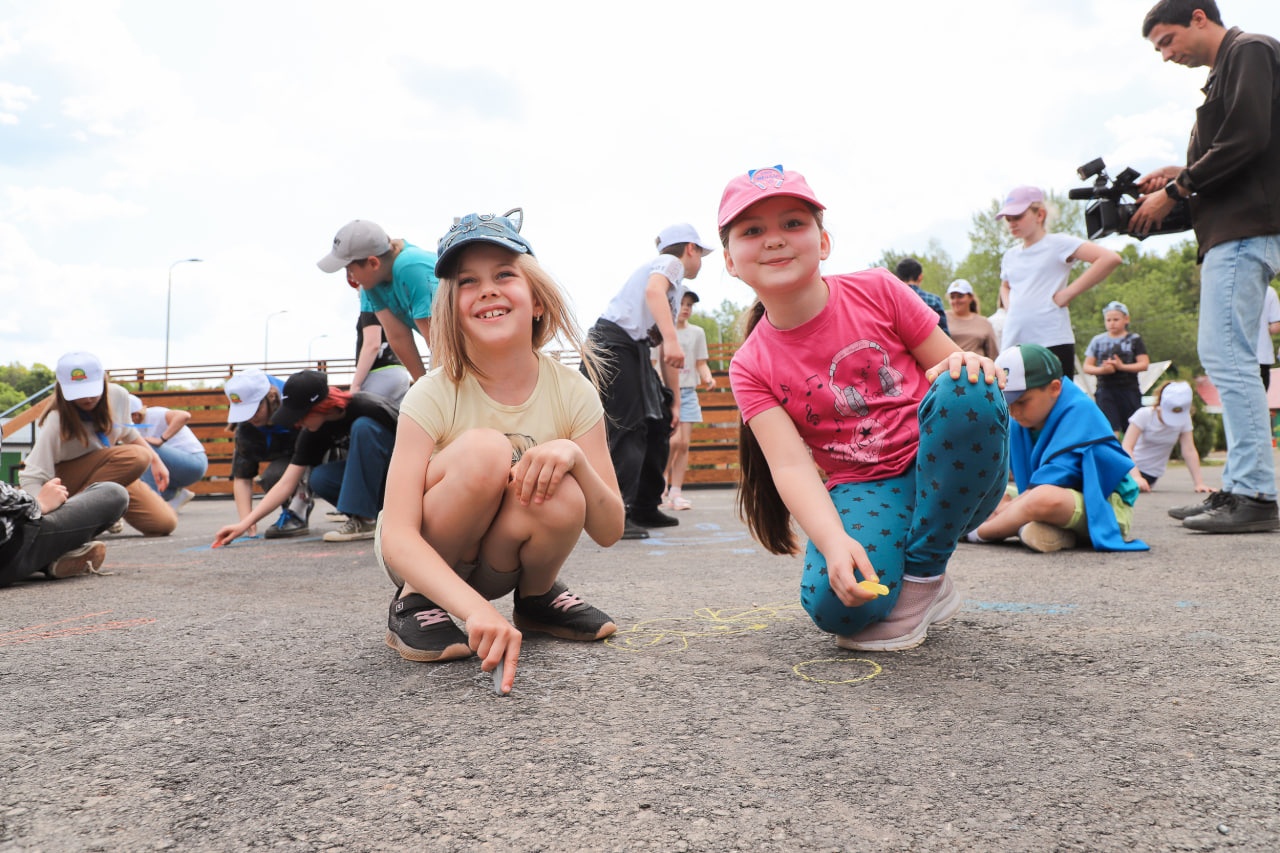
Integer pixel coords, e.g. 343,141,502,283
1164,180,1183,201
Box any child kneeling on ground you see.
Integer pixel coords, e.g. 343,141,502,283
967,344,1148,553
375,209,625,694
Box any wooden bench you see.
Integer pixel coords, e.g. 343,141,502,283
4,351,748,494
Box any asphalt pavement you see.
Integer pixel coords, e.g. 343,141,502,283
2,458,1278,852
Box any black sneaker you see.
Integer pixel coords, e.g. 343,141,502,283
622,518,650,540
1168,490,1231,520
513,582,617,641
629,508,679,528
1182,492,1280,533
385,592,473,662
264,508,309,539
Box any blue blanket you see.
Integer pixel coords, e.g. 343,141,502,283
1010,381,1148,551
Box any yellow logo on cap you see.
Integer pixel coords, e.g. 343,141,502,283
229,393,242,403
70,368,87,381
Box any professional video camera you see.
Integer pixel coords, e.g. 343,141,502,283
1068,157,1192,240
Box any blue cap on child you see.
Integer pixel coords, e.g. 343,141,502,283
1103,300,1129,316
436,208,534,279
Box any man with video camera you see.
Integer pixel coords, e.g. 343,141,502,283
1130,0,1280,534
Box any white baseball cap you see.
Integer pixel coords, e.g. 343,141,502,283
55,352,105,401
224,369,272,423
656,223,716,255
946,279,974,296
1160,381,1193,430
128,394,145,414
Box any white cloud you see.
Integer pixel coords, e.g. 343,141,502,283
1,0,1277,373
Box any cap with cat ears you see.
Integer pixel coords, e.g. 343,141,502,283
435,207,534,279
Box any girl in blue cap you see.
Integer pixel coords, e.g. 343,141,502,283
376,209,624,693
1083,301,1149,436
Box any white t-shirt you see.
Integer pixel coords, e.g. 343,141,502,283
138,407,206,455
1258,287,1280,366
999,232,1086,349
399,354,604,462
600,255,686,340
1128,405,1190,478
652,323,710,388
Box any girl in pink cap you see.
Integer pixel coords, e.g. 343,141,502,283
721,167,1009,651
996,185,1123,379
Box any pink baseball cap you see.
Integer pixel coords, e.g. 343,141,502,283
717,166,826,229
995,186,1045,219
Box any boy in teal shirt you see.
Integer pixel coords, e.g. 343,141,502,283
318,220,439,381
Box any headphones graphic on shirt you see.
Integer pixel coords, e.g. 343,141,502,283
829,340,904,418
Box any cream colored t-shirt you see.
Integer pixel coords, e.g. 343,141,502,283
399,354,604,463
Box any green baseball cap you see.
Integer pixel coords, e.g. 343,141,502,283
994,344,1062,403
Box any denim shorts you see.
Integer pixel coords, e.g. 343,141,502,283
679,387,702,424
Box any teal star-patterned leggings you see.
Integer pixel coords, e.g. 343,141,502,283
801,372,1009,635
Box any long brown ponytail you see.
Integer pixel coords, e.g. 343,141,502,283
735,300,799,555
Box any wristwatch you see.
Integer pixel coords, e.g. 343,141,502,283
1164,180,1183,201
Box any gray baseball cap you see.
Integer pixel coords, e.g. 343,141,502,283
317,220,391,273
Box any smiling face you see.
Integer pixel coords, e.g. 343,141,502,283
454,243,541,351
723,196,830,297
948,291,972,316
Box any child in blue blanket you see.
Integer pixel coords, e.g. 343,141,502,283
966,344,1148,553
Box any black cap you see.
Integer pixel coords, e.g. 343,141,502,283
271,370,330,426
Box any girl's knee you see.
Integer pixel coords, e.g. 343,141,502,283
505,475,586,532
438,430,515,493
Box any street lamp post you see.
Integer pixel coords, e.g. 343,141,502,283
308,334,329,363
165,258,203,386
265,310,288,365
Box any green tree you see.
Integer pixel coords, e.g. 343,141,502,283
875,239,956,300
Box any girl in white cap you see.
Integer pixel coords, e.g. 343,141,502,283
944,279,999,359
129,394,208,511
20,352,177,537
1122,380,1210,493
377,209,624,693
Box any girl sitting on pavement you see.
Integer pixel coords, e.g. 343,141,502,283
376,209,624,694
21,352,176,537
1123,380,1210,493
721,167,1009,652
129,394,208,512
211,370,398,546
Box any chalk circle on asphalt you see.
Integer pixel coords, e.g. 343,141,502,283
793,657,882,684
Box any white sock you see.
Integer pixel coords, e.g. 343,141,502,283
964,529,986,544
902,574,941,584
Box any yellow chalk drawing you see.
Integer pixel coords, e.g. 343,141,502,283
792,657,882,684
605,600,808,653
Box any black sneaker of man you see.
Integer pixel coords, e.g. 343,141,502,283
1168,490,1231,520
385,592,473,662
1181,492,1280,533
622,518,650,540
264,508,309,539
628,507,679,528
513,581,617,641
46,541,107,579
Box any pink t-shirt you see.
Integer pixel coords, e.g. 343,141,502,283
729,269,938,487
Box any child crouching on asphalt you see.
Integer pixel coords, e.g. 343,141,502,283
966,344,1148,553
376,209,624,694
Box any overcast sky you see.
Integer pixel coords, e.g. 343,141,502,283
3,0,1278,375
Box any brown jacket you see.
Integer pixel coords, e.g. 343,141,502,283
1181,28,1280,260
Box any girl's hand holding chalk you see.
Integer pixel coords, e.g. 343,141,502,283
467,609,522,695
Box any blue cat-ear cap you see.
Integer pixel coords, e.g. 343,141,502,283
435,208,534,279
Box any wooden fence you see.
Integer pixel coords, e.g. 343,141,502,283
3,344,745,493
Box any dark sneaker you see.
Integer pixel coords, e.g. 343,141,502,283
385,592,473,662
264,508,309,539
629,508,679,528
1168,490,1230,520
46,541,107,579
622,518,650,540
513,582,617,641
1182,492,1280,533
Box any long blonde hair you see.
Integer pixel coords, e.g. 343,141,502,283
430,250,603,387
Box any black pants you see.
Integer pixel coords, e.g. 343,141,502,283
1095,384,1142,434
607,389,674,513
1048,343,1077,380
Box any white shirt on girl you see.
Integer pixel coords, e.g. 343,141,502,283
1000,232,1085,349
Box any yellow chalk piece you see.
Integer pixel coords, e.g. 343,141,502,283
858,580,889,596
